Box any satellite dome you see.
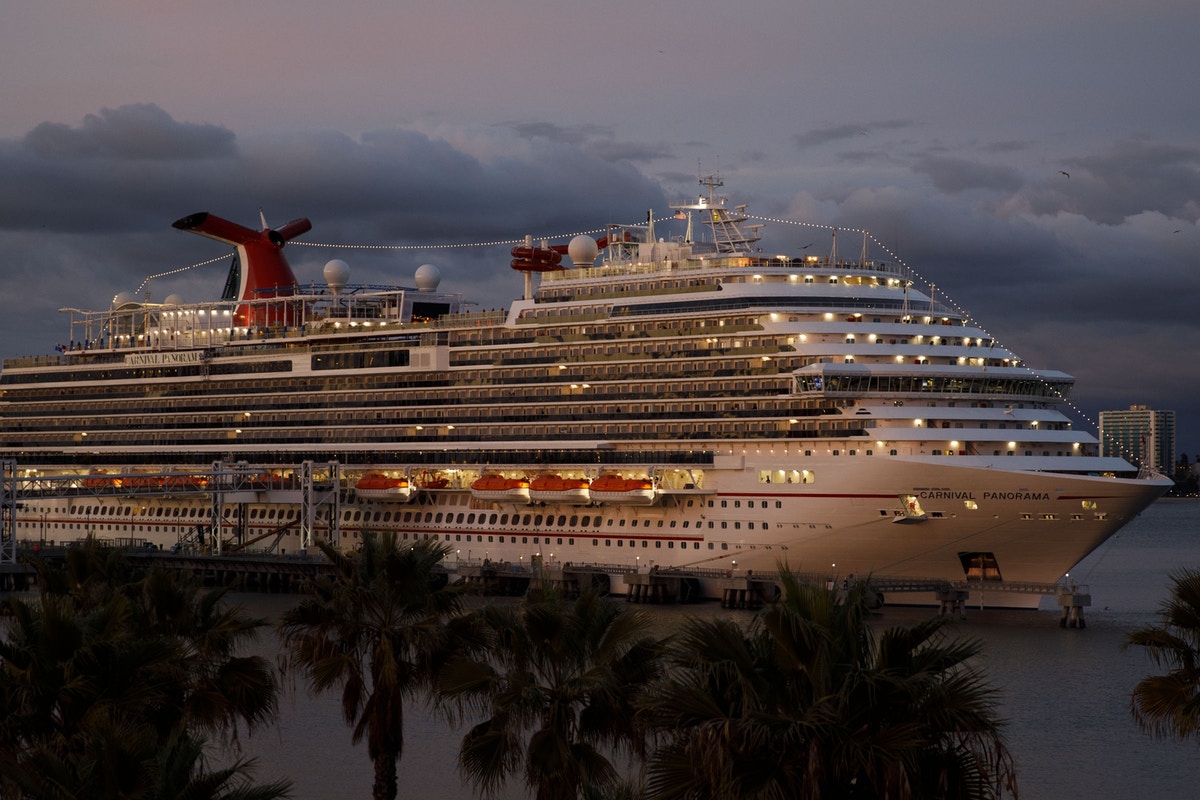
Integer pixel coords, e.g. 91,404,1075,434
568,235,600,269
414,263,442,291
323,259,351,294
163,294,184,306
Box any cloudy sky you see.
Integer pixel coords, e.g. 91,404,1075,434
3,0,1198,455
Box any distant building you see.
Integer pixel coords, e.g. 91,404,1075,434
1099,405,1176,473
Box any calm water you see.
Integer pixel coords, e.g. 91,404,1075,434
234,500,1200,800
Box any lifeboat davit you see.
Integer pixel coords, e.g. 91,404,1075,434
470,474,531,503
355,473,413,501
509,245,563,273
528,475,590,505
587,475,658,505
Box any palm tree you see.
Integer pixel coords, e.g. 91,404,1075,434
278,533,469,800
638,571,1016,800
0,539,288,800
1124,567,1200,741
437,585,669,800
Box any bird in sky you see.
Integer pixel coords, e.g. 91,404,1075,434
1058,170,1070,178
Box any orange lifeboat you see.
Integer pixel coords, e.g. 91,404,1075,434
355,473,413,501
470,474,531,503
587,474,658,506
126,473,165,489
82,470,121,489
414,470,450,490
528,475,590,505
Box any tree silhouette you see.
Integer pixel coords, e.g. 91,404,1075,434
0,537,288,799
437,586,668,800
279,533,468,800
1125,567,1200,741
638,571,1016,799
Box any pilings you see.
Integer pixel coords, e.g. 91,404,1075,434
0,563,33,591
1057,586,1090,628
937,588,970,618
625,571,681,604
717,574,778,609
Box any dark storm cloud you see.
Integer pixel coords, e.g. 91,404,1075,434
23,104,236,160
910,154,1025,194
1025,139,1200,225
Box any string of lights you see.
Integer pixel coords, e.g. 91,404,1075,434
131,219,670,296
291,224,616,252
134,255,230,296
751,213,1099,434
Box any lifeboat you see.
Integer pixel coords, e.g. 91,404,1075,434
355,473,413,501
82,470,121,489
470,474,531,503
587,474,658,506
528,475,590,505
126,474,165,489
414,470,450,490
509,245,563,273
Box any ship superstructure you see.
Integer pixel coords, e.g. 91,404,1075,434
0,177,1171,604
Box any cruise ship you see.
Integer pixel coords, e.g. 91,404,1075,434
0,177,1171,605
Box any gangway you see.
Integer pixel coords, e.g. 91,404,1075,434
223,520,298,554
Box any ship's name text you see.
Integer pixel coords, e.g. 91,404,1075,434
917,490,1051,501
124,351,203,366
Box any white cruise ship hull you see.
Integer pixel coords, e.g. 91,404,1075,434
12,455,1166,607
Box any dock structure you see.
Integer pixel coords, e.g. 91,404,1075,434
456,561,537,597
717,573,780,609
625,570,687,604
1056,584,1091,628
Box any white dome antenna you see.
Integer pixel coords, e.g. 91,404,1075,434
415,263,442,291
568,235,600,269
323,259,350,295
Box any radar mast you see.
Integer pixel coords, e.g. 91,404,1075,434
670,174,762,254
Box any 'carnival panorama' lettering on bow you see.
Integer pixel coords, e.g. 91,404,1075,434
918,489,1051,501
982,491,1050,500
123,351,204,366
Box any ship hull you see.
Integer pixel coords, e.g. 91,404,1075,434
12,456,1167,607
